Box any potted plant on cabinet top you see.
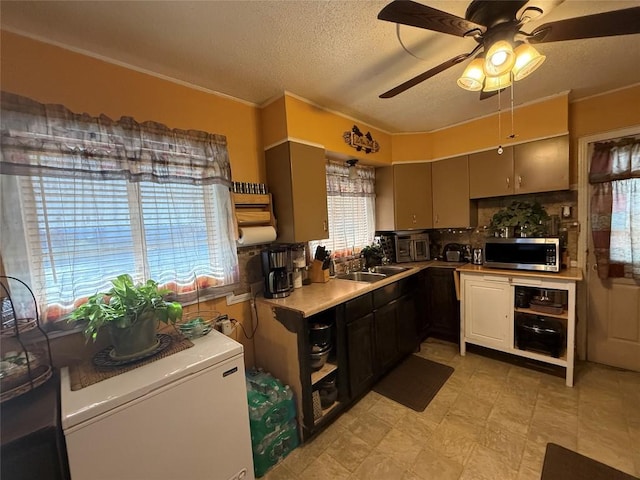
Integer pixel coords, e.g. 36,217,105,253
489,200,550,238
69,274,183,358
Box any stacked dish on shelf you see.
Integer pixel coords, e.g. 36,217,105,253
309,323,331,370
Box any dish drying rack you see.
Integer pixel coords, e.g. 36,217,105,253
0,276,53,403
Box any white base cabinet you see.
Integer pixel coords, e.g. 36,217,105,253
460,271,577,386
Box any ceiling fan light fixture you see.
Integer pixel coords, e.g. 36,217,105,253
512,43,546,81
484,40,516,77
457,58,485,91
483,72,512,92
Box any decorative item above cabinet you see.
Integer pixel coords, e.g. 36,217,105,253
265,141,329,243
469,135,569,199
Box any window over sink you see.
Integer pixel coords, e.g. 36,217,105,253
309,160,375,258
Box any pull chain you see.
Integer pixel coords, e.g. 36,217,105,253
509,76,516,140
497,87,503,154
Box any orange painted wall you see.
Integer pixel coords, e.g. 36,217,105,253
0,31,264,183
392,93,569,162
283,94,393,165
569,85,640,139
260,96,288,149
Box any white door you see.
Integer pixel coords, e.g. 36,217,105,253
584,132,640,372
463,277,512,350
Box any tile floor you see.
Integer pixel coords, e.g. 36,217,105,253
263,338,640,480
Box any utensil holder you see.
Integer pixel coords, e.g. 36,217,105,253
310,260,329,283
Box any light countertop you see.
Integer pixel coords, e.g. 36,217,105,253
456,264,583,281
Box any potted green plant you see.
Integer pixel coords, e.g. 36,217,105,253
69,274,183,358
489,200,550,237
360,243,384,269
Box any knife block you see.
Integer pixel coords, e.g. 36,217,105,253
310,260,330,283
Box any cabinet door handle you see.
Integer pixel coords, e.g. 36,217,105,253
412,214,416,224
517,175,522,189
506,177,510,189
435,214,439,224
323,220,327,232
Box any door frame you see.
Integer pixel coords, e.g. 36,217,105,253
577,124,640,360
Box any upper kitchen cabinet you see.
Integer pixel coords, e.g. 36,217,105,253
514,135,569,194
376,163,432,231
432,155,477,229
469,146,514,199
468,135,569,198
265,141,329,243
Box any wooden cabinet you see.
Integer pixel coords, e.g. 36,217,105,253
374,301,398,372
376,163,432,230
425,267,460,344
469,135,569,199
265,141,329,243
431,155,477,228
462,275,511,349
469,146,514,198
460,270,578,386
346,312,375,399
514,135,569,194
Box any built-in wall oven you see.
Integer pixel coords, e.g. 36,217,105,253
395,232,430,263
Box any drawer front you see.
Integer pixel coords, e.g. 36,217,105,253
345,293,373,321
373,282,399,309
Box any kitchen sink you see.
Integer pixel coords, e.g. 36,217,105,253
369,265,411,276
335,271,388,283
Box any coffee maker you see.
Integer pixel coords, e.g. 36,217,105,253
261,247,292,299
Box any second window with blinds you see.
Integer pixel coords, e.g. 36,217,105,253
310,160,376,258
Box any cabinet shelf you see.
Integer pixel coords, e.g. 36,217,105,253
512,345,567,366
514,307,568,320
232,193,274,227
313,400,341,426
311,361,337,386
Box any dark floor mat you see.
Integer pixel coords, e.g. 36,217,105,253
373,355,454,412
542,443,639,480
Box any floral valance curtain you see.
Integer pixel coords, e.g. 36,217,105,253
326,160,375,197
589,137,640,279
0,91,232,185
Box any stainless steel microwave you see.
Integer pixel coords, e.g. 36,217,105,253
394,232,430,263
484,238,560,272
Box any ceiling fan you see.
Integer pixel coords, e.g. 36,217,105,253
378,0,640,99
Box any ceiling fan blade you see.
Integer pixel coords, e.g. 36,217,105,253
528,7,640,44
378,0,486,37
380,53,472,99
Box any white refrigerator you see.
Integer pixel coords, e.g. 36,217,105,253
61,330,255,480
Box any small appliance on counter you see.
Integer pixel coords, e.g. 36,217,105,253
442,243,469,262
394,232,430,263
261,247,292,298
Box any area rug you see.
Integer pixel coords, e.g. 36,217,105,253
541,443,639,480
373,355,454,412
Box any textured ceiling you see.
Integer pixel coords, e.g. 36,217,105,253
1,0,639,133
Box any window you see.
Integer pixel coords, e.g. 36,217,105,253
610,178,639,269
310,161,376,258
1,92,238,326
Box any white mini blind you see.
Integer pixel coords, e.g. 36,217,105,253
310,161,376,257
20,176,138,304
16,176,238,323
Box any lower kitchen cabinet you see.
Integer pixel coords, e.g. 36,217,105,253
346,312,375,399
254,273,422,442
459,269,580,386
374,301,399,372
425,267,460,344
